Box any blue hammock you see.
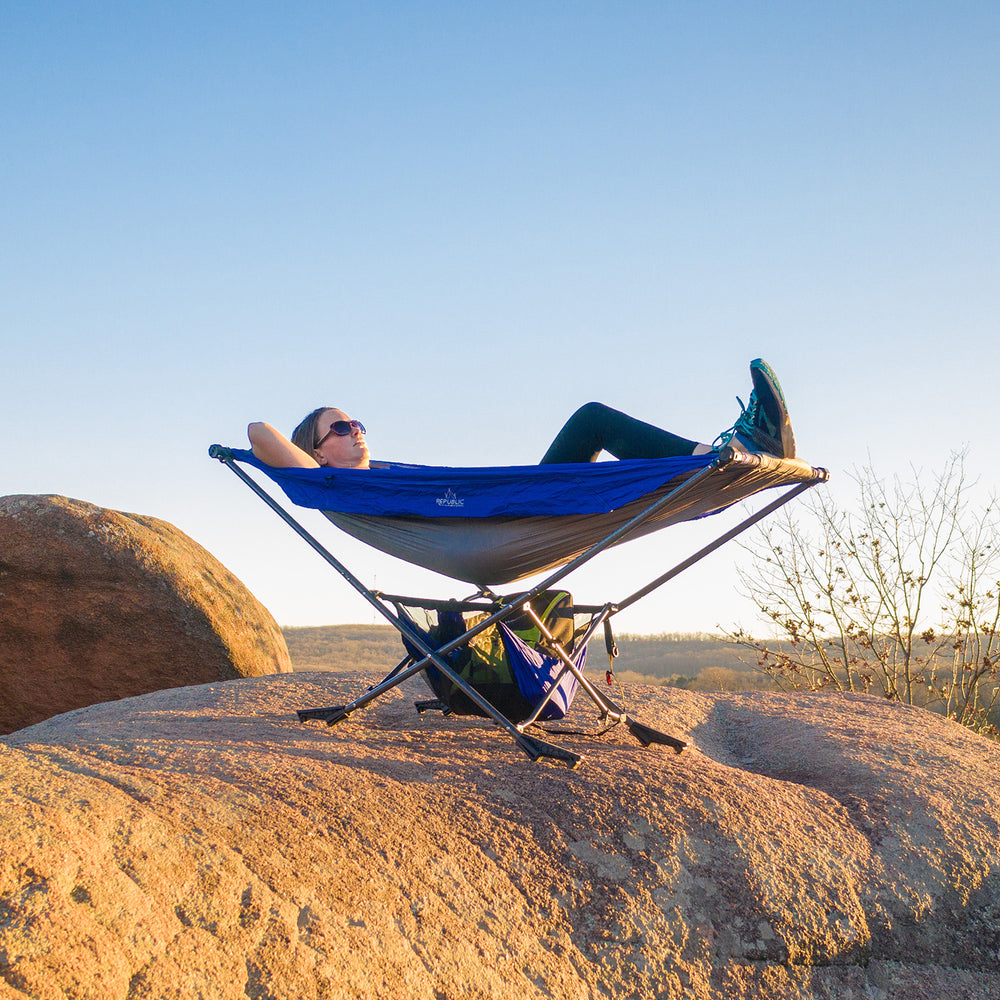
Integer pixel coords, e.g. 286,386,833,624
225,448,713,517
223,447,819,585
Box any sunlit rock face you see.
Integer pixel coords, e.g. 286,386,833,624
1,676,998,999
0,494,291,733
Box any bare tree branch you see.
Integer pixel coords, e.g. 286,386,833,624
726,452,999,737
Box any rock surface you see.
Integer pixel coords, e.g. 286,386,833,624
1,675,999,1000
0,494,291,734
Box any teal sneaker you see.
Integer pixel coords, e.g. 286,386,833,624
715,359,796,459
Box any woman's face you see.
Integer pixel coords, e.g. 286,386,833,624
313,408,370,469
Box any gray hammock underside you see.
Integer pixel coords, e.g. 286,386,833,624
322,451,824,585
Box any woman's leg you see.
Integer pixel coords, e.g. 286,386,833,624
539,402,701,464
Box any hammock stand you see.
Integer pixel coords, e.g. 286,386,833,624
210,443,828,768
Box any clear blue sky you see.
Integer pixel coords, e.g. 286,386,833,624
3,2,998,634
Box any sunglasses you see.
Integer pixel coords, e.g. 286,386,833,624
314,419,366,448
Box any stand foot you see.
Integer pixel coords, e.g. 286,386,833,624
414,698,450,715
515,732,582,768
297,705,352,725
627,718,687,753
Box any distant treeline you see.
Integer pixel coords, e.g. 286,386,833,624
282,624,776,691
283,624,403,672
613,632,748,679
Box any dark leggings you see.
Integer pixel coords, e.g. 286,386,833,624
539,402,698,464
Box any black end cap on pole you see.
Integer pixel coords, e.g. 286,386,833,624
209,444,234,461
297,706,352,725
627,718,687,754
516,732,582,768
414,699,450,715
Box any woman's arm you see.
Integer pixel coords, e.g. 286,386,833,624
247,422,320,468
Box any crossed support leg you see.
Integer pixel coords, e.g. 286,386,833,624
297,599,583,767
299,597,686,763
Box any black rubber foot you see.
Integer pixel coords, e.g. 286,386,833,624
515,732,581,768
414,699,450,715
627,718,687,753
297,705,351,725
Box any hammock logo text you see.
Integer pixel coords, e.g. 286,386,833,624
435,489,465,509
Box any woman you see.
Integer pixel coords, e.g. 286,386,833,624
247,359,794,470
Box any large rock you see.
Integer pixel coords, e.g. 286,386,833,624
0,494,291,734
1,675,998,999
